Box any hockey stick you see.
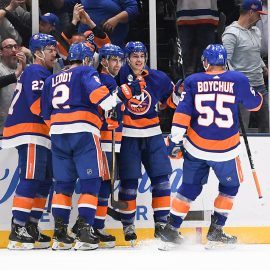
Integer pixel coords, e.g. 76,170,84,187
238,108,263,200
168,0,186,80
107,206,121,221
46,180,55,213
110,128,128,209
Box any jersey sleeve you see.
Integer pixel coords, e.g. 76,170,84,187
237,74,263,111
159,73,175,105
121,0,140,21
83,70,116,111
41,77,53,126
171,78,193,143
166,79,184,109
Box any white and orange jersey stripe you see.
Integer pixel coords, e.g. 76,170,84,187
78,194,98,210
52,194,72,210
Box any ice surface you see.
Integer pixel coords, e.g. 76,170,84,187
1,242,270,270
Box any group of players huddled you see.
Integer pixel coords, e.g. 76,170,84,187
1,31,262,250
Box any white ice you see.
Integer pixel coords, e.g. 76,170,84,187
1,241,270,270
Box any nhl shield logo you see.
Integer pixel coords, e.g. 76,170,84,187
87,169,92,175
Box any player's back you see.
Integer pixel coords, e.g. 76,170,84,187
45,65,104,136
173,70,262,161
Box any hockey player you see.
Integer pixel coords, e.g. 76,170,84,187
160,44,263,249
93,44,125,247
1,33,57,250
116,41,176,244
71,43,125,248
41,42,144,250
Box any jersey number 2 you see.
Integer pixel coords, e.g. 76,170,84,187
52,84,70,109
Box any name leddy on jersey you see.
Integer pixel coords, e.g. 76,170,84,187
52,72,72,87
197,81,234,94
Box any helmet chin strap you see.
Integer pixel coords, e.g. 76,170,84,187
101,58,115,77
203,61,210,71
83,57,93,67
34,50,46,63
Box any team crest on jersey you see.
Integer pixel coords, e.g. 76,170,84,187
127,75,133,82
127,89,151,115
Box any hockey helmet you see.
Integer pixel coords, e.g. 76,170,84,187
68,41,94,62
29,33,57,55
124,41,148,59
201,44,227,66
99,44,124,62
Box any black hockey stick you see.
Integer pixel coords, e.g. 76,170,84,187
110,128,128,209
238,108,263,200
107,206,121,221
168,0,186,80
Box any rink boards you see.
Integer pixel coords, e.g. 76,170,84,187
1,136,270,247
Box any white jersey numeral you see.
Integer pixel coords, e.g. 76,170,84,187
8,83,22,115
195,93,235,128
32,80,44,91
52,84,70,109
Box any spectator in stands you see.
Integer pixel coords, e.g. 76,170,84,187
176,0,219,76
39,13,60,34
0,38,26,134
0,1,22,44
53,0,139,47
58,5,111,56
222,0,269,133
0,0,60,47
38,0,70,31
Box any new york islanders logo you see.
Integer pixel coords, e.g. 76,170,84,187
127,89,151,115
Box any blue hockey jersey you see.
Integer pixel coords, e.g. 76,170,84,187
1,64,52,149
41,65,115,137
171,70,263,161
99,72,124,153
117,64,175,137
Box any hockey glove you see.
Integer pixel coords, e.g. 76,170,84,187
106,108,119,130
175,79,184,98
166,135,183,159
117,80,146,102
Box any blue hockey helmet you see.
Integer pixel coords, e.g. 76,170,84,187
124,41,148,58
201,44,227,66
68,42,94,62
29,33,57,55
99,44,124,62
